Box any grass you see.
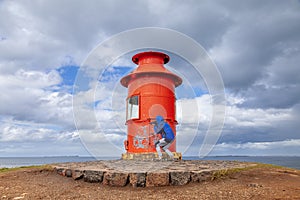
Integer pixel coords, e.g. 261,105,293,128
210,163,288,180
0,165,53,173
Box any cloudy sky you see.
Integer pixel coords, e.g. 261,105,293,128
0,0,299,157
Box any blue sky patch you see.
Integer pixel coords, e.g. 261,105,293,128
57,65,80,86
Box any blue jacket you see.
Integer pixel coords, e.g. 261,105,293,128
154,116,175,142
160,123,175,142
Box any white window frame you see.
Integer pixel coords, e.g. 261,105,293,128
126,95,139,120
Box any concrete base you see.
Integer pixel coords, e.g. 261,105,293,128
121,152,182,160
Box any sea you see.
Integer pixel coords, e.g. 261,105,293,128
0,156,299,170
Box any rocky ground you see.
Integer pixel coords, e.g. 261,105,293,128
0,165,299,199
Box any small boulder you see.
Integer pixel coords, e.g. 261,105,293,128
129,173,146,187
55,168,65,176
65,169,72,177
83,170,104,183
191,170,212,182
103,172,128,187
170,171,190,186
72,170,84,180
146,172,169,187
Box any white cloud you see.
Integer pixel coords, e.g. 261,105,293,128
177,95,212,125
0,68,75,130
77,129,125,157
0,118,79,143
211,139,300,156
176,93,297,155
225,105,292,128
0,69,61,88
217,139,300,150
0,0,299,157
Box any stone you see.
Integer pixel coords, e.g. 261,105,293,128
72,170,84,180
146,172,169,187
170,171,190,186
55,168,65,176
65,169,72,177
191,170,212,182
103,172,128,187
129,173,146,187
248,183,263,188
83,170,104,183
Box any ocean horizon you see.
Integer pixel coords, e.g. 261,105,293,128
0,156,299,170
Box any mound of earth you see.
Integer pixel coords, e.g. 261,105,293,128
0,166,299,199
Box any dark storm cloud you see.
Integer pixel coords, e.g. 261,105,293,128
241,84,300,109
219,124,300,144
209,0,300,110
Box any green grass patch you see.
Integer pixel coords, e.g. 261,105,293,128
210,162,290,180
211,167,245,180
0,165,53,173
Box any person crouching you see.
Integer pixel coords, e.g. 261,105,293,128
153,115,175,160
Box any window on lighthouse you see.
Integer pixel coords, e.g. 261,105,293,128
126,95,139,120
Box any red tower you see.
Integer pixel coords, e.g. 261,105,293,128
120,51,182,160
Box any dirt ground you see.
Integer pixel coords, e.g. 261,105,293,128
0,166,299,200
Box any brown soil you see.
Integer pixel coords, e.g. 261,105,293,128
0,166,299,200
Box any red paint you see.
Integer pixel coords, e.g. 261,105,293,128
120,51,182,153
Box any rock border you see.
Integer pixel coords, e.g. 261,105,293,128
53,160,257,187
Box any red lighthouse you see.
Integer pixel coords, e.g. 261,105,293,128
120,51,182,160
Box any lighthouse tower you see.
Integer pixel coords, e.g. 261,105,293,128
120,51,182,160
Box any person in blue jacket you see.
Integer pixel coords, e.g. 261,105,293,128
153,115,175,160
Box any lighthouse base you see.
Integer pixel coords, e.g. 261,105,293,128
121,152,182,160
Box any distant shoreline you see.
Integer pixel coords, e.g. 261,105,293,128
1,156,300,170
